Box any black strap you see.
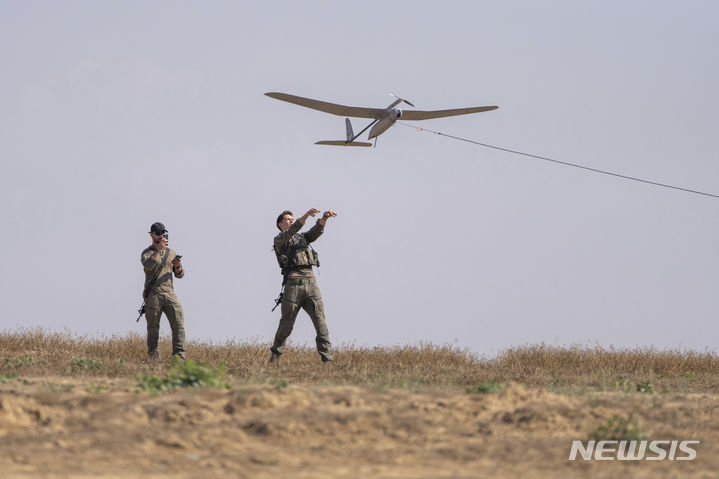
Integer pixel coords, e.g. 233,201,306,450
271,236,300,311
279,235,301,280
137,248,172,322
143,248,171,299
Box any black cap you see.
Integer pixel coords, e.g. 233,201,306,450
149,222,167,234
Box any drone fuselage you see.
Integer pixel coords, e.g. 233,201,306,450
368,108,402,139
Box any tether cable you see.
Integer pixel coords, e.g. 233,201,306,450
397,122,719,200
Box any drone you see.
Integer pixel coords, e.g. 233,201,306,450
265,92,498,147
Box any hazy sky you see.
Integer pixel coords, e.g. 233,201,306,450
1,1,717,356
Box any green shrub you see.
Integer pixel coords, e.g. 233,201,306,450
273,378,289,390
85,383,108,393
138,358,229,393
589,415,647,442
0,372,18,383
68,357,104,373
614,379,631,393
4,355,36,369
635,381,656,394
466,381,507,394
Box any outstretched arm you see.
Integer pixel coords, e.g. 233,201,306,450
305,211,337,243
318,210,337,226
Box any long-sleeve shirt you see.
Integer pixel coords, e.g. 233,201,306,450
141,246,184,297
274,219,324,250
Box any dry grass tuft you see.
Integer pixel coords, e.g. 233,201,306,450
2,330,718,392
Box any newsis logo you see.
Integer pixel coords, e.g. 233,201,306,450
569,440,700,461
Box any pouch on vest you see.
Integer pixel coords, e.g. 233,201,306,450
291,247,319,267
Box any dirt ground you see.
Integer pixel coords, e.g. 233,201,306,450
1,377,717,479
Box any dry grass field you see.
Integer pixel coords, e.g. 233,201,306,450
1,330,719,478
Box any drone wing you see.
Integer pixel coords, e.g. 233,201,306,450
265,92,385,119
400,105,498,121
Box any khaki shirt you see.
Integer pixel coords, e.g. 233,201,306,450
141,246,184,296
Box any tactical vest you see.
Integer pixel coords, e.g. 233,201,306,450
275,233,319,274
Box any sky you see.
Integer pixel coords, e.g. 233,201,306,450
1,1,717,356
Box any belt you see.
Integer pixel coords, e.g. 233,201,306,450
285,277,316,285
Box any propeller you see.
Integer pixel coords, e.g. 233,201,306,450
389,91,415,108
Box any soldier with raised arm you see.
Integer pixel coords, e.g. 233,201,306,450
271,208,337,364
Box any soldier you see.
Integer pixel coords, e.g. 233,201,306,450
271,208,337,364
140,222,186,359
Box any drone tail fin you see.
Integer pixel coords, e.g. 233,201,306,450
345,118,355,142
313,117,372,146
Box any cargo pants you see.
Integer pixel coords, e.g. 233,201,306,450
145,291,186,358
271,278,332,361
